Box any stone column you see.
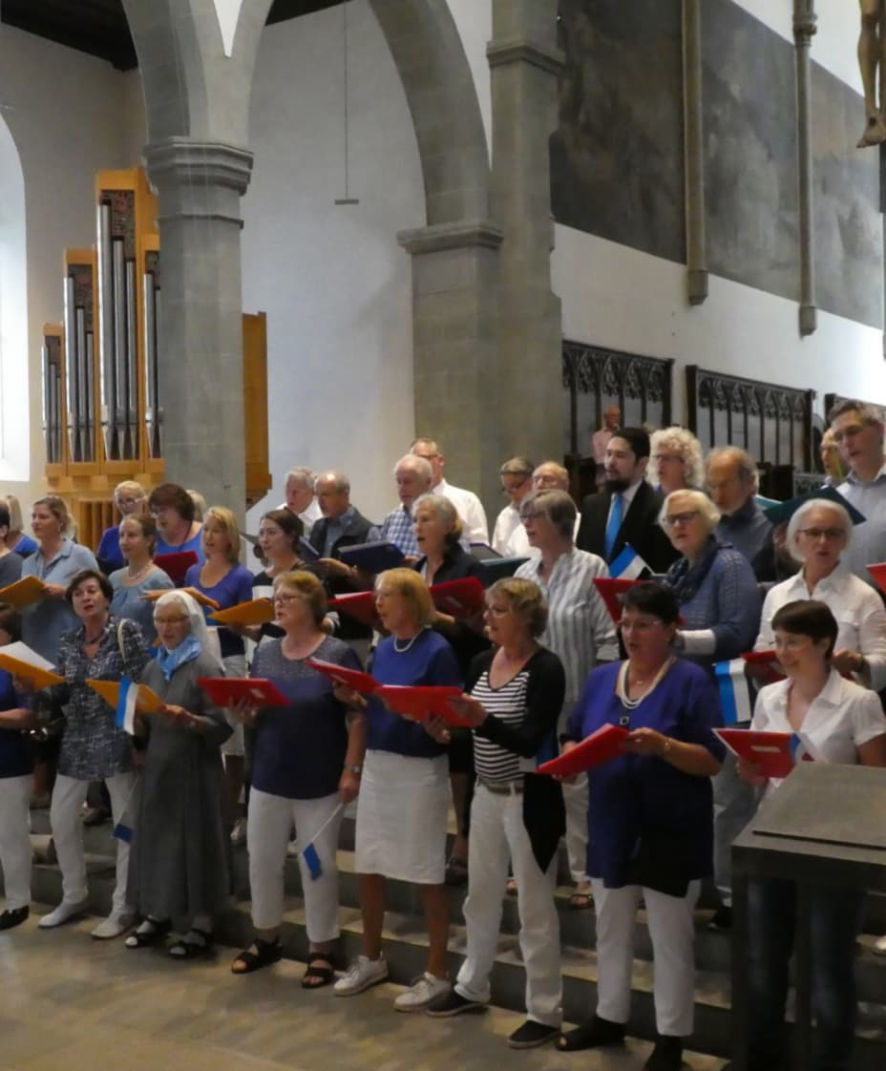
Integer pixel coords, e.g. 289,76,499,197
143,137,253,514
488,0,564,469
683,0,708,306
398,221,503,504
794,0,818,336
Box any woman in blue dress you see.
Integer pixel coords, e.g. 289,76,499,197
557,581,725,1071
109,514,173,645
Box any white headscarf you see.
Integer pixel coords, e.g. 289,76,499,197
153,590,222,668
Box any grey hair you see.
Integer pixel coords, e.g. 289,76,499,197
785,498,851,564
520,489,576,541
500,456,534,479
647,427,704,489
394,454,433,484
314,470,350,494
659,489,721,533
706,446,759,494
413,492,463,546
286,467,316,489
532,460,570,488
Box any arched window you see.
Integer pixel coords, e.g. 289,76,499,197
0,113,28,481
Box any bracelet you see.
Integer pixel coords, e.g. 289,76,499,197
345,764,362,775
660,737,673,758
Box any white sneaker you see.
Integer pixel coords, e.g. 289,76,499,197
393,972,451,1012
873,934,886,956
38,899,89,929
333,954,389,996
90,911,134,940
230,818,247,846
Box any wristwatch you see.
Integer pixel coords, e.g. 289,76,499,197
345,764,362,775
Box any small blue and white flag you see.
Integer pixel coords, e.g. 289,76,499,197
115,677,139,736
609,543,650,581
298,802,345,882
714,659,753,726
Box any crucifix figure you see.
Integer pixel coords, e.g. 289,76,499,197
859,0,886,146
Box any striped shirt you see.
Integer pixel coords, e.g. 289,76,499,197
516,548,617,717
372,504,419,557
471,668,530,783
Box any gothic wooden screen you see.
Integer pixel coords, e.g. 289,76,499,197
824,393,886,422
562,341,673,456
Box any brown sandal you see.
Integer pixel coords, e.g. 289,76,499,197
301,951,336,989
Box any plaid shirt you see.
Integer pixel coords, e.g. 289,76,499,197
374,504,419,557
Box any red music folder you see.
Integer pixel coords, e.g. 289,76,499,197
713,728,815,780
430,577,486,618
537,724,630,776
196,677,289,708
868,562,886,595
741,649,786,685
593,578,639,624
328,591,381,629
155,550,200,585
306,658,379,694
376,684,470,726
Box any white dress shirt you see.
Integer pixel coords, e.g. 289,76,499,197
435,479,489,545
755,563,886,692
752,668,886,796
505,515,581,561
491,503,522,556
276,497,322,537
837,463,886,582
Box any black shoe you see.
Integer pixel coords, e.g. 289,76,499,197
708,905,732,931
426,989,486,1017
644,1035,683,1071
0,906,29,931
508,1020,559,1049
556,1015,626,1051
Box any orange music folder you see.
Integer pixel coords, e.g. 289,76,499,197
0,648,63,689
141,586,220,611
85,679,164,713
306,658,379,694
196,677,289,708
329,591,382,629
0,575,46,610
537,724,630,777
430,578,486,618
376,684,470,726
210,598,274,627
592,578,639,624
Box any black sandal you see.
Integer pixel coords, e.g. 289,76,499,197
124,917,171,949
168,927,213,960
301,951,336,989
231,938,282,975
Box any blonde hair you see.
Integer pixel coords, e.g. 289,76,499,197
273,570,328,626
187,489,207,522
4,493,24,535
375,568,434,627
487,577,548,638
203,506,240,563
412,493,463,548
33,495,72,536
647,427,704,490
113,480,146,504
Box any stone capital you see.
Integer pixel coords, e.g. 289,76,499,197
793,3,817,44
397,220,504,255
486,37,565,77
144,137,254,195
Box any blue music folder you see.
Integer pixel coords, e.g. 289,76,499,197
339,540,406,575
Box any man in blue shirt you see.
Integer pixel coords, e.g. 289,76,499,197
707,447,778,582
370,455,433,558
831,399,886,584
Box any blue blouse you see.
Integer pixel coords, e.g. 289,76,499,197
21,539,99,662
184,562,254,659
367,629,463,759
96,525,124,571
110,566,174,645
565,659,726,890
156,529,205,563
0,669,32,779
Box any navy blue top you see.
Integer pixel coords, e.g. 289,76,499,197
251,636,361,799
9,534,37,559
565,659,725,889
184,562,254,658
96,525,124,571
367,628,463,758
0,668,33,779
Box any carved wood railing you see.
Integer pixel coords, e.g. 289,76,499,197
824,393,886,422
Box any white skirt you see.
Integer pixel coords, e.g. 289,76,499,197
355,749,449,884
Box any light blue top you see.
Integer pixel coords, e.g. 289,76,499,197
21,539,99,662
838,466,886,585
110,566,174,645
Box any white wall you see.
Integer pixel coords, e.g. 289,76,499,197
0,25,136,509
242,0,424,530
446,0,492,154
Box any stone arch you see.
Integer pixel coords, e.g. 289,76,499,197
0,113,28,480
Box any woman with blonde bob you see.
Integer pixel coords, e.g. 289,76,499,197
647,428,704,497
754,498,886,689
334,568,462,1010
97,480,147,571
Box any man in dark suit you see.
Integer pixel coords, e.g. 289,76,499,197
576,427,678,574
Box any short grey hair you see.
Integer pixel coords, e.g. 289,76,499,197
532,460,570,489
394,454,433,484
286,467,315,489
500,456,534,479
520,489,576,541
659,489,721,533
706,446,759,494
647,427,704,489
413,492,462,546
785,498,851,564
314,470,350,494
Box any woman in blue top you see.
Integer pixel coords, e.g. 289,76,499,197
334,568,462,1011
148,482,205,562
96,480,147,572
230,570,366,986
0,603,35,930
109,514,174,645
557,582,725,1071
184,505,253,837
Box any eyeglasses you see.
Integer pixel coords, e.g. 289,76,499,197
798,527,844,541
154,615,188,626
664,510,700,527
653,454,683,464
273,592,302,603
520,509,544,522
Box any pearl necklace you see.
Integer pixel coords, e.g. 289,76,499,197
125,561,152,584
393,630,424,654
616,657,674,711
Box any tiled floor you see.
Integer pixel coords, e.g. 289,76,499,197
0,915,727,1071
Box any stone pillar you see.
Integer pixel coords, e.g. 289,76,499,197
143,137,253,515
683,0,708,306
794,0,818,336
488,0,564,469
398,221,503,505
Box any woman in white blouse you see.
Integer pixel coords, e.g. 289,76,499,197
754,498,886,690
739,599,886,1071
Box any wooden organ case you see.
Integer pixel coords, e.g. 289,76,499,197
42,168,270,549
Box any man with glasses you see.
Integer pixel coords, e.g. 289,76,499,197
504,461,580,559
707,447,780,583
370,455,433,558
491,457,534,554
411,438,489,545
830,399,886,583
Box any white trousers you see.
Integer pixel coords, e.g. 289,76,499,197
0,775,32,910
563,774,589,885
591,878,700,1037
50,772,137,914
455,784,562,1027
247,788,342,943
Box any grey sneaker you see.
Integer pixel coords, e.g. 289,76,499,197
393,972,450,1012
333,954,389,996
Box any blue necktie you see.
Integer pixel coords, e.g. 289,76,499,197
605,493,623,560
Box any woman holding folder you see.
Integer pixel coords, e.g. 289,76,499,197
231,571,365,987
557,581,724,1071
738,599,886,1071
109,514,174,646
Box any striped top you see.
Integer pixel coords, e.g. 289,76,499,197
471,667,530,782
515,548,618,717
